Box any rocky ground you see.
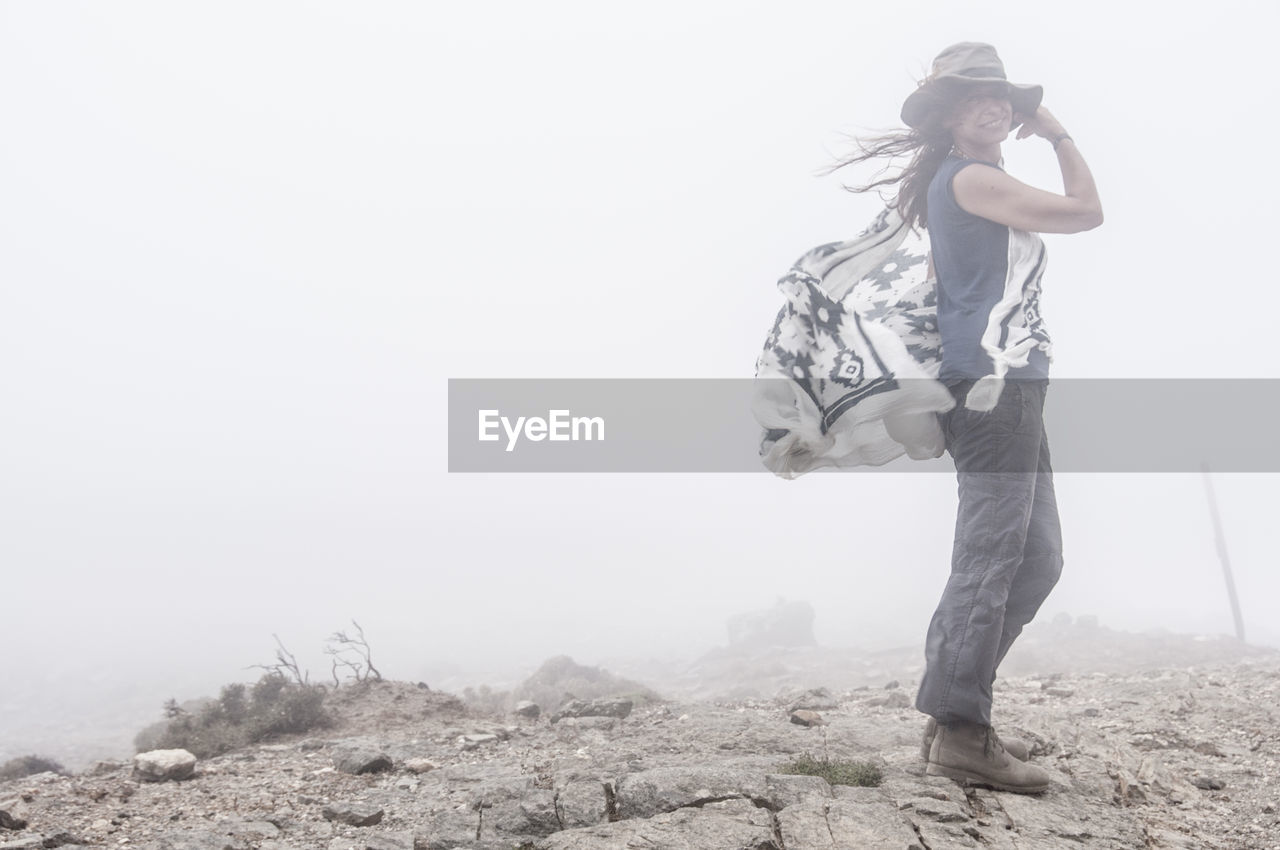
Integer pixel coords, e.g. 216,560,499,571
3,623,1279,850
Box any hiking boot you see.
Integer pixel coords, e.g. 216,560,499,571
920,716,1030,762
926,720,1050,794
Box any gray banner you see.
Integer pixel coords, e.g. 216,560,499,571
447,379,1280,473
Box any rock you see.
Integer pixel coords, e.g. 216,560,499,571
227,821,278,840
884,680,900,689
726,598,817,649
510,656,658,720
321,803,384,827
778,792,921,849
763,774,833,809
403,758,436,774
865,691,912,709
514,700,541,719
789,709,825,727
996,788,1148,847
553,716,616,732
327,832,413,850
1044,687,1075,698
458,733,500,749
0,837,43,850
409,810,483,848
536,797,776,850
612,766,769,820
86,760,126,777
132,749,197,782
787,687,839,711
334,750,393,775
134,828,245,849
900,795,970,823
550,697,633,723
0,798,30,831
479,788,560,839
554,780,610,828
1191,776,1225,790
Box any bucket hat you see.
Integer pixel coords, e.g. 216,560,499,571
900,42,1042,131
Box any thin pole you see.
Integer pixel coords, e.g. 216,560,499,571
1201,464,1246,643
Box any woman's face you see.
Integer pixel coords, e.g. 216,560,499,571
944,83,1015,144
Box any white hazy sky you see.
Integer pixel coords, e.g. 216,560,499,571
3,1,1279,757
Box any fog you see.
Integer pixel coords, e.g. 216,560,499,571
3,1,1278,768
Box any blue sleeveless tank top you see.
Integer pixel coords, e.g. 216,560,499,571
927,154,1052,382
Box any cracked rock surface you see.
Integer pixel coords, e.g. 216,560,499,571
2,630,1279,849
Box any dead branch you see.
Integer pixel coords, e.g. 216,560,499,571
325,619,382,683
247,633,309,685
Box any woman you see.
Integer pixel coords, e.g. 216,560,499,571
831,42,1102,793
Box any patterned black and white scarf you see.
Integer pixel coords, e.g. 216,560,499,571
753,207,955,478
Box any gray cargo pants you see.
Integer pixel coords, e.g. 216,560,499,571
915,378,1063,726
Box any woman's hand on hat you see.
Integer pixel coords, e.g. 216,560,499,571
1014,106,1067,143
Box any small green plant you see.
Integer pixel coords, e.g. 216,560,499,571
140,672,330,759
0,754,67,780
776,751,883,787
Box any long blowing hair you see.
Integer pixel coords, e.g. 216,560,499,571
820,120,954,232
820,85,963,232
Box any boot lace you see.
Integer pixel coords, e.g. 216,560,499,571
982,725,1008,760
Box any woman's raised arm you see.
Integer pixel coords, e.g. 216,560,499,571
952,105,1103,234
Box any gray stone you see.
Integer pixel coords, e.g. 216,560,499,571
764,773,834,808
402,758,436,774
458,733,500,749
613,765,770,820
0,797,29,831
0,838,44,850
776,796,922,849
553,716,616,732
133,749,197,782
409,810,482,849
535,797,778,850
1191,775,1225,790
136,829,245,850
327,832,413,850
225,821,279,839
441,762,516,783
335,750,393,775
86,760,127,777
913,822,979,848
788,687,839,711
514,700,541,719
479,788,561,839
321,803,385,827
899,795,970,823
996,790,1146,848
554,779,609,828
865,691,912,709
550,697,633,723
789,709,826,727
468,774,533,810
